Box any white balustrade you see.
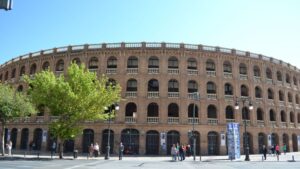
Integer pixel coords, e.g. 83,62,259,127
188,118,199,124
147,117,159,123
168,92,179,98
148,68,159,74
168,117,179,124
168,69,179,74
187,69,198,75
125,91,137,98
126,68,138,74
206,71,216,77
125,116,136,123
106,68,117,74
147,92,159,98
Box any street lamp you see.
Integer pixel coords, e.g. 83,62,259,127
234,98,253,161
105,104,119,160
191,92,199,161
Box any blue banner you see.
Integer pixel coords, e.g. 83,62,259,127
227,123,240,160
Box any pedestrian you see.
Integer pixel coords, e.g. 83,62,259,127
119,142,124,160
283,144,287,155
6,140,12,156
275,144,280,161
93,143,99,157
171,144,177,161
262,145,267,160
51,141,56,158
89,143,94,158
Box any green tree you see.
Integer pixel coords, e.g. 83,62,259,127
0,83,35,156
26,63,121,158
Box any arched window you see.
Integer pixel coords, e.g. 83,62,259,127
121,129,139,155
106,78,117,87
187,58,197,70
127,56,138,68
279,90,284,101
55,59,64,71
188,104,199,117
281,110,286,122
101,129,114,154
207,105,217,118
147,103,159,117
225,106,234,119
255,86,262,98
290,112,295,123
298,113,300,123
72,58,81,65
224,83,233,95
168,103,179,117
239,63,247,75
148,79,159,91
206,59,215,71
293,76,298,86
30,64,37,75
266,68,272,79
296,94,300,104
207,131,219,155
88,57,98,69
107,56,117,68
242,107,250,120
82,129,94,153
286,74,291,83
253,66,260,77
270,109,276,121
11,68,16,78
207,82,216,94
268,88,274,99
126,79,137,91
168,56,178,69
4,71,8,81
241,85,249,96
148,56,159,68
0,74,2,81
125,103,137,116
277,71,282,81
188,80,198,93
257,108,264,120
146,130,159,155
288,92,293,102
168,79,179,92
33,128,43,150
20,66,26,76
223,61,232,73
42,61,50,70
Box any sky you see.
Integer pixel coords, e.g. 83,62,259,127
1,0,300,68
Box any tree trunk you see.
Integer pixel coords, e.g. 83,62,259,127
1,122,5,156
59,138,64,159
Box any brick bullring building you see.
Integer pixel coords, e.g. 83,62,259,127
0,42,300,156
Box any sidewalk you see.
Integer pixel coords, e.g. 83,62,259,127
1,152,299,162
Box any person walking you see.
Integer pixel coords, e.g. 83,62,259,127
171,144,177,161
51,141,56,158
275,144,280,161
6,140,12,156
283,144,287,155
93,143,99,157
119,142,124,160
89,143,94,158
262,145,267,160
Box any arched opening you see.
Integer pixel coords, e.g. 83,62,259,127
271,133,279,146
11,68,16,78
64,139,75,153
241,85,249,96
88,57,98,69
239,63,247,75
188,104,199,117
280,110,286,122
187,58,197,70
266,68,272,79
11,128,18,149
107,56,117,68
147,103,159,117
277,71,282,81
188,80,198,93
268,88,274,99
243,132,253,154
168,56,178,69
282,133,289,152
125,102,137,117
42,61,50,70
146,130,160,155
206,59,215,71
225,106,234,119
288,92,293,103
148,56,159,68
207,82,216,94
255,86,262,98
148,79,159,91
256,108,264,121
286,74,291,83
168,103,179,117
55,59,64,71
242,107,250,120
121,128,139,155
127,56,138,68
279,90,284,101
253,65,260,77
82,129,94,153
292,134,298,152
72,58,81,65
101,129,114,154
207,105,217,119
33,128,43,150
290,112,295,123
269,109,276,121
258,133,267,153
20,66,26,76
188,131,200,155
223,61,232,73
20,128,29,150
208,131,219,155
30,64,37,75
224,83,233,95
126,79,137,91
166,130,180,155
168,79,179,92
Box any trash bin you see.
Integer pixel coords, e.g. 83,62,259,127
73,150,78,159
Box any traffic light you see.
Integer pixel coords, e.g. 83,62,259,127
0,0,12,11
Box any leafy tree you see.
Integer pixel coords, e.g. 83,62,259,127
0,83,35,156
26,63,121,158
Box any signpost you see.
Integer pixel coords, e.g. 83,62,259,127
227,123,240,160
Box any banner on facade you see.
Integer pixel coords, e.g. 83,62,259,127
268,134,272,146
160,132,166,152
42,130,47,142
221,133,226,146
227,123,240,160
7,129,10,141
298,135,300,146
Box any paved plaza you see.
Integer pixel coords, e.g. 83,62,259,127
0,152,300,169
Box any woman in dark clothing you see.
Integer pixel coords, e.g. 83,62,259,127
262,145,267,160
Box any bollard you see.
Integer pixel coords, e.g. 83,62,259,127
200,155,201,161
230,156,233,161
292,155,295,162
37,152,40,159
262,156,264,162
24,151,26,157
277,155,279,161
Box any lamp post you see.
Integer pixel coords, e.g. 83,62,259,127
105,104,119,160
191,92,199,161
234,98,253,161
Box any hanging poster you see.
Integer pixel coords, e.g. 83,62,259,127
268,134,272,146
221,133,226,146
42,130,47,142
297,135,300,146
227,123,240,160
7,129,10,141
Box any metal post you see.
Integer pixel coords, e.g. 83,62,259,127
243,100,250,161
105,110,111,160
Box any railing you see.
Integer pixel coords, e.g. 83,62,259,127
266,78,273,84
147,117,159,123
125,116,136,123
36,116,44,123
239,74,248,80
207,118,218,125
23,117,31,123
147,91,159,98
1,42,300,73
126,68,138,74
255,98,263,104
88,69,98,73
50,116,59,122
277,81,283,86
206,71,216,77
168,92,179,98
168,117,179,124
226,119,235,123
148,68,159,74
268,99,275,106
254,76,261,83
125,91,137,98
188,118,199,124
296,104,300,109
242,120,251,126
279,101,285,107
55,71,64,76
188,93,199,99
106,68,117,74
223,72,233,79
289,123,295,128
187,69,198,75
224,95,234,101
168,68,179,74
257,120,265,127
280,122,287,128
270,121,277,128
207,94,217,100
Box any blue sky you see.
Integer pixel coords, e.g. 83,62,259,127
1,0,300,68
